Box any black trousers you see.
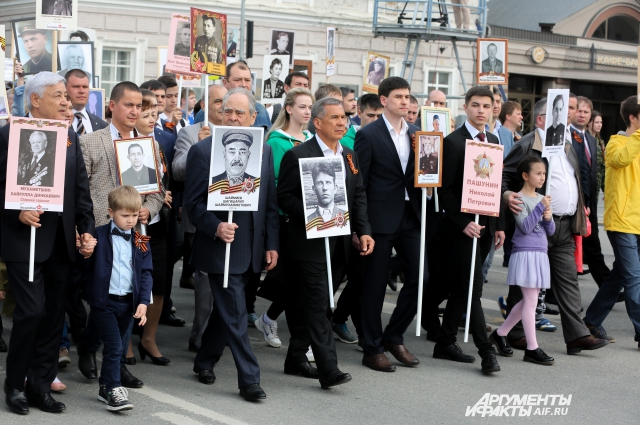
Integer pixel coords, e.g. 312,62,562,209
421,215,450,337
582,215,611,287
437,219,494,357
182,231,196,279
65,260,87,333
285,243,345,375
361,203,426,356
332,247,365,336
5,223,71,393
195,270,260,388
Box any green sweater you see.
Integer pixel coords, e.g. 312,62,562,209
340,126,358,150
266,129,312,186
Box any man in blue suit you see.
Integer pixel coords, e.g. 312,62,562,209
354,77,425,372
66,69,108,135
184,87,279,401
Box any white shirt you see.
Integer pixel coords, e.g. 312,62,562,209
538,128,579,216
465,120,487,141
160,112,186,132
109,123,135,141
382,113,410,200
73,108,94,134
315,133,344,157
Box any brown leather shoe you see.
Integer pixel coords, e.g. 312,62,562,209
362,353,396,372
508,336,527,350
382,341,420,366
566,335,608,355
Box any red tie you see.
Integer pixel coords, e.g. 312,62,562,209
477,133,485,142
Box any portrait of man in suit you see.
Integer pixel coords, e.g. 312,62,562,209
305,161,345,223
481,42,503,75
545,94,566,147
212,129,256,186
121,143,158,186
174,23,191,58
87,91,100,117
227,28,237,58
17,130,56,187
195,15,223,64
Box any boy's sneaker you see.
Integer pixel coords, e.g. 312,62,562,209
106,386,133,411
535,318,557,332
497,297,507,320
98,385,108,404
332,322,358,344
255,314,281,348
247,312,259,327
587,325,616,342
58,348,71,367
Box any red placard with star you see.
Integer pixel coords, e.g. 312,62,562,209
460,140,504,217
189,7,227,76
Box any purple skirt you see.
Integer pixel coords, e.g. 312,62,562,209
506,251,550,289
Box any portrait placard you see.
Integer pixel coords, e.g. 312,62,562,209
299,157,351,239
60,27,95,42
261,55,290,103
207,126,263,211
0,25,6,76
57,41,94,86
270,29,295,69
167,13,200,78
5,117,69,212
36,0,78,31
12,18,57,75
0,85,8,119
542,89,569,158
476,38,508,85
414,131,443,188
88,88,105,120
363,51,390,94
190,8,227,76
227,27,239,59
4,59,12,82
326,27,336,77
460,140,504,216
420,106,451,137
114,137,161,195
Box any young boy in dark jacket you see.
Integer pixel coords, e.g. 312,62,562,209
83,185,153,411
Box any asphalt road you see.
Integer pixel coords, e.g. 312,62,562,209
1,206,638,424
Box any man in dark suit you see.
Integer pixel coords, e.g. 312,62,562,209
545,94,565,147
278,97,374,388
120,143,158,186
434,85,505,374
481,43,504,74
66,69,108,136
211,129,257,186
1,72,96,415
17,131,55,187
354,77,424,372
184,87,279,401
570,95,610,288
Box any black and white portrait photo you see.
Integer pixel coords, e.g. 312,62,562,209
363,52,390,93
270,30,295,68
17,129,57,187
299,157,351,239
57,41,94,85
174,22,191,58
261,55,289,102
195,14,223,65
12,19,55,75
476,38,508,84
42,0,72,16
415,132,443,187
37,0,78,31
88,89,105,120
326,27,336,77
0,96,8,119
227,27,238,58
115,137,161,195
208,126,264,211
542,89,570,157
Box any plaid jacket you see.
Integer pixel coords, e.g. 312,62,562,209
80,127,165,227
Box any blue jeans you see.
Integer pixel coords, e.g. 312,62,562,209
584,232,640,341
60,321,71,350
88,299,134,390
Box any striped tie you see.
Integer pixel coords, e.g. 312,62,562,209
74,112,85,136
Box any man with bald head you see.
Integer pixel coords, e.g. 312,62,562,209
426,90,447,108
184,87,279,401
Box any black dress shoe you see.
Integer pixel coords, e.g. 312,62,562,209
120,365,143,388
433,343,475,363
188,342,200,352
284,360,320,379
180,276,195,289
578,269,591,276
125,356,136,365
239,383,266,401
545,306,559,315
0,336,7,352
26,392,65,413
138,341,170,365
489,330,513,357
524,348,554,365
481,354,500,373
77,345,97,380
320,370,352,389
4,382,29,415
193,366,216,385
159,313,186,327
387,275,398,291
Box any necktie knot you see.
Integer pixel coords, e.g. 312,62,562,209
112,227,131,241
477,132,485,142
75,112,86,135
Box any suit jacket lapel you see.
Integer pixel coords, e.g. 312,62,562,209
376,119,403,171
306,137,324,157
102,129,118,186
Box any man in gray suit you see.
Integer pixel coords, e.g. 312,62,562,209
173,84,227,351
481,43,503,74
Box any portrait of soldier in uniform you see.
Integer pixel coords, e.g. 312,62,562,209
174,22,191,58
15,22,53,75
195,15,223,64
17,130,56,187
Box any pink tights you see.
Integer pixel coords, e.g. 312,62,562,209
496,287,539,350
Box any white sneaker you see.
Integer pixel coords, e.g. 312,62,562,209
256,314,282,348
306,346,315,362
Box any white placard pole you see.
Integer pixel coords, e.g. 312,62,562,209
434,187,439,212
140,223,147,236
204,77,209,125
28,226,36,282
325,237,335,309
177,74,183,118
463,213,480,343
415,187,427,336
223,211,233,288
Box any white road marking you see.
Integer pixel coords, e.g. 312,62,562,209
154,412,210,425
135,386,251,425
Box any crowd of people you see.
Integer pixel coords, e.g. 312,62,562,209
0,52,639,416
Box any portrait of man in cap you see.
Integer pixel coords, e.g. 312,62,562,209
120,143,158,186
212,129,256,186
305,160,345,223
14,21,53,75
